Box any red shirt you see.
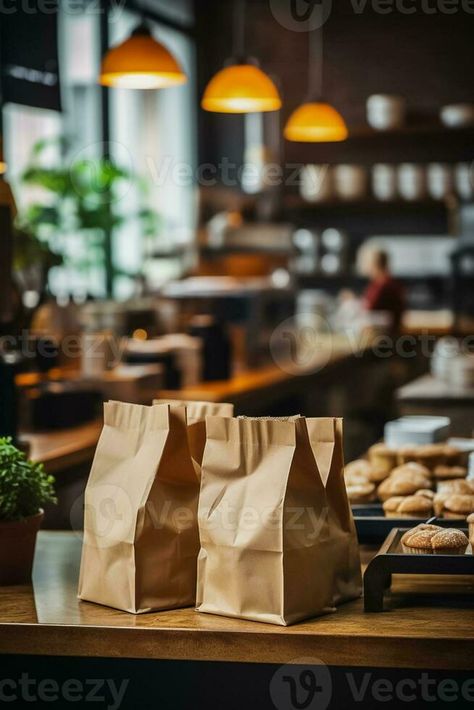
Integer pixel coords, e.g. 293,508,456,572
363,275,405,330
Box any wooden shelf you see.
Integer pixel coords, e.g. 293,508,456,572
282,196,454,235
286,125,474,165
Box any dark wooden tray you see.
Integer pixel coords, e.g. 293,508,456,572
353,504,467,544
364,527,474,612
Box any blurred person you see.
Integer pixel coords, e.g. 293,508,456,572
361,247,406,332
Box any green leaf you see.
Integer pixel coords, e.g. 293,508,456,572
0,438,56,521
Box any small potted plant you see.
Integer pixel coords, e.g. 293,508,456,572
0,437,56,584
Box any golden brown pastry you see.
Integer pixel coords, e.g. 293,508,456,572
400,523,441,546
437,479,474,495
439,494,474,520
383,494,433,518
431,528,469,554
442,445,466,467
433,465,468,481
414,488,435,500
382,496,407,515
390,462,432,480
345,459,372,479
345,458,389,485
402,524,468,554
368,443,397,474
366,465,391,484
402,524,442,552
377,463,432,501
346,482,376,504
397,443,446,470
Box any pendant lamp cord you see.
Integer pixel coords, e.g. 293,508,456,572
307,18,323,101
233,0,246,61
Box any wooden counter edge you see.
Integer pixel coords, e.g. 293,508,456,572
1,624,473,670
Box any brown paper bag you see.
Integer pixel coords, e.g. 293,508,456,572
78,401,200,613
154,399,234,476
196,416,361,626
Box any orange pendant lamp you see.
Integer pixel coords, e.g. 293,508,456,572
201,0,281,113
284,24,347,142
99,23,187,90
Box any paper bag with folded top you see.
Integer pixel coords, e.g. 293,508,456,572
78,401,200,613
196,415,361,626
154,399,234,476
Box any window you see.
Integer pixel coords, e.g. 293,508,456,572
4,1,197,301
109,9,197,299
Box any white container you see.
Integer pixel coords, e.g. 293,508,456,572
300,164,333,203
431,336,462,381
427,163,454,200
440,103,474,128
455,163,474,201
372,163,398,201
367,94,406,131
385,416,451,447
333,164,368,201
398,163,427,201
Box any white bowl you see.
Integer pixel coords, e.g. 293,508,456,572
440,104,474,128
300,164,333,203
398,163,427,201
372,163,398,201
333,165,368,201
367,94,406,131
427,163,454,200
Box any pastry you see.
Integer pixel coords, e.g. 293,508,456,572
400,523,441,546
377,464,432,501
345,458,388,485
346,482,376,504
368,443,397,475
396,445,420,466
433,465,467,481
396,443,444,470
383,494,433,518
437,479,474,496
345,471,370,487
345,459,372,479
439,494,474,520
433,493,448,517
402,524,468,554
430,528,469,554
382,496,407,516
401,524,443,553
442,445,466,467
366,465,391,484
414,488,435,500
413,444,447,471
390,462,432,480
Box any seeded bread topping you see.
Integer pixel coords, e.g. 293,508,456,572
402,524,468,551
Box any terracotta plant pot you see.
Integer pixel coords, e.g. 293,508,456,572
0,510,44,585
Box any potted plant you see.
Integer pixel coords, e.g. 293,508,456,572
0,437,56,584
17,137,162,299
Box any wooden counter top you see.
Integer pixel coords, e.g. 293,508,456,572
159,337,359,404
22,338,363,470
1,532,473,669
21,420,103,474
